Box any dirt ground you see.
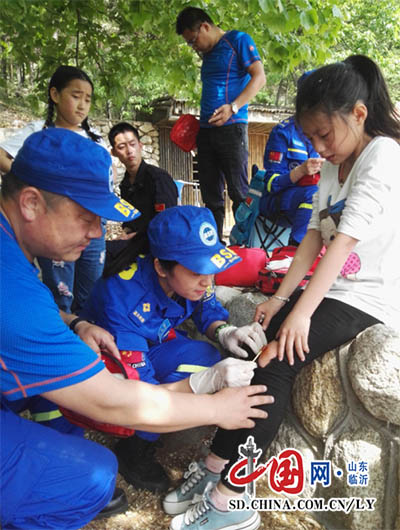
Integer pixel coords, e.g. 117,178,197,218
83,428,324,530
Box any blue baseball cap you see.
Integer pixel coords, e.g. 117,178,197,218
11,128,141,223
148,206,241,274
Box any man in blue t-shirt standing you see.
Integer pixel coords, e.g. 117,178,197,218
176,7,266,241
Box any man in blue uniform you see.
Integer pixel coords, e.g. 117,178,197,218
260,116,324,245
0,129,273,529
176,7,266,241
82,206,267,492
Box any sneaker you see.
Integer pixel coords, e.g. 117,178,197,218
163,460,220,515
114,435,170,493
169,484,260,530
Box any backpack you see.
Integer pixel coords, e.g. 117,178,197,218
230,165,265,246
256,245,323,294
60,352,139,437
214,246,267,287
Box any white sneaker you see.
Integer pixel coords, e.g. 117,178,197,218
163,460,220,515
169,484,260,530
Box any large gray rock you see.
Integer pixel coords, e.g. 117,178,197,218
348,324,400,425
320,424,385,530
215,285,243,307
140,134,152,145
139,122,154,134
264,420,318,499
292,350,346,439
225,290,268,327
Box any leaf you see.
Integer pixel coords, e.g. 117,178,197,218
332,5,342,19
300,9,319,31
258,0,269,14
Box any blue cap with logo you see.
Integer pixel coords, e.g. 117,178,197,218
148,205,241,274
11,128,141,223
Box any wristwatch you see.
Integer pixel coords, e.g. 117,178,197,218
69,317,93,333
231,102,239,114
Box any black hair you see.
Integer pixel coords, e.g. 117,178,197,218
1,172,28,199
103,232,179,279
108,122,140,148
44,65,102,142
1,172,65,208
176,6,214,34
157,258,179,272
103,233,149,278
295,55,400,141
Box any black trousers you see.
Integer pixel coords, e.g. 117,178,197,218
210,291,381,491
197,123,249,240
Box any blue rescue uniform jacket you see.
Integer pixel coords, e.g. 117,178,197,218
82,255,228,352
260,117,320,244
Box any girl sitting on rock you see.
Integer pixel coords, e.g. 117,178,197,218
164,54,400,530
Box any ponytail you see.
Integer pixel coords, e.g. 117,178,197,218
346,55,400,139
43,96,55,129
296,55,400,141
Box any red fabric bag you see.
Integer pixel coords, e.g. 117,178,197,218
60,352,139,437
215,246,267,287
256,245,323,294
170,114,200,152
297,173,321,187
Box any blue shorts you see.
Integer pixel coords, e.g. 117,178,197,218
1,404,117,529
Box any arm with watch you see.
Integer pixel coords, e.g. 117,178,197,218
60,310,121,359
208,61,266,127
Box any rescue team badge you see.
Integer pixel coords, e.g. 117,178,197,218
199,222,218,246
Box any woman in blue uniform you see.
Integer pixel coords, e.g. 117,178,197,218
81,205,266,493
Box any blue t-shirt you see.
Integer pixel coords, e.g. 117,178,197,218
200,30,261,127
0,213,104,402
81,255,229,351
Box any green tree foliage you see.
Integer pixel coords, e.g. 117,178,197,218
333,0,400,102
0,0,398,118
0,0,344,117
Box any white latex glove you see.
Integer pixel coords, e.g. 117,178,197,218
217,322,267,358
189,357,257,394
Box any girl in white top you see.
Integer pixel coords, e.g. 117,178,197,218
255,55,400,360
164,55,400,530
0,65,107,315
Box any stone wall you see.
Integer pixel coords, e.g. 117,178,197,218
0,120,160,185
93,120,160,180
183,286,400,530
